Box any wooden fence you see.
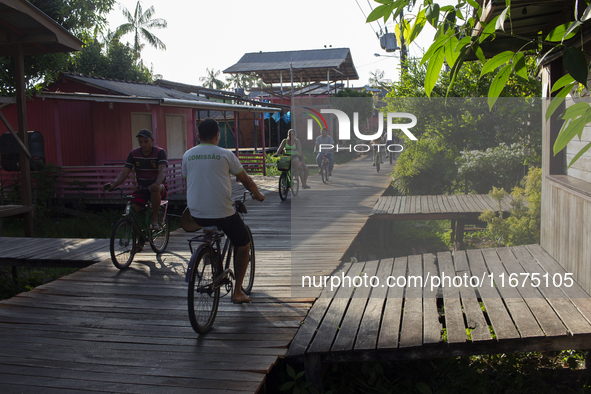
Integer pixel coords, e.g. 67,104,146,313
0,153,265,200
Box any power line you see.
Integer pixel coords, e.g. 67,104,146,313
354,0,378,35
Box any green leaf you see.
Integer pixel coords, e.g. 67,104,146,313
408,8,427,43
513,52,527,79
425,47,445,97
382,2,398,24
551,74,575,92
562,101,591,121
496,7,510,32
446,47,468,97
563,21,582,42
546,22,578,42
366,4,392,23
416,382,433,394
481,50,514,76
296,370,305,379
280,381,295,391
425,3,440,28
479,15,500,42
440,5,455,12
487,64,512,109
545,83,575,122
472,42,486,63
287,364,296,379
420,34,449,66
466,0,480,9
456,36,471,51
554,106,591,154
567,142,591,169
563,47,588,87
444,35,459,66
373,0,392,4
583,3,591,21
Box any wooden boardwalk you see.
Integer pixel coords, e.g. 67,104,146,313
0,154,393,393
369,194,513,248
287,244,591,382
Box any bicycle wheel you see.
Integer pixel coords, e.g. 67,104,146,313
390,151,393,164
110,218,136,270
375,155,380,173
188,247,220,334
322,161,329,183
234,225,255,295
150,206,170,253
292,168,299,197
279,171,288,201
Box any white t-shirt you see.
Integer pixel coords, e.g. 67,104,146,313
315,135,335,153
182,143,244,218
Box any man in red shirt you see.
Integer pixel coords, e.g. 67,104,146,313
103,129,168,248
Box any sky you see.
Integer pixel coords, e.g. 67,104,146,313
105,0,438,88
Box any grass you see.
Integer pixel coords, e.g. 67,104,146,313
268,351,591,394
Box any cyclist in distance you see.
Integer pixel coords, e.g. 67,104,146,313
314,128,335,176
182,118,265,304
102,129,168,251
277,129,310,189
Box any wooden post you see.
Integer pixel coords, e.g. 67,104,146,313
15,43,34,237
456,220,465,250
304,354,325,391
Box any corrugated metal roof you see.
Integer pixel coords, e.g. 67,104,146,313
0,0,83,56
60,72,211,102
223,48,359,84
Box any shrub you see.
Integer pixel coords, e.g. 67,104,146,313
458,143,526,194
479,167,541,246
393,138,457,195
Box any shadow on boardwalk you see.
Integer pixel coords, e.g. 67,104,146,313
0,154,393,393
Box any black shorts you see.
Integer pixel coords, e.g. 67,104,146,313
191,212,251,247
131,184,168,207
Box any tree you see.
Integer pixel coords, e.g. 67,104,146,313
366,0,591,169
0,0,116,94
200,68,225,90
67,37,153,82
116,1,167,61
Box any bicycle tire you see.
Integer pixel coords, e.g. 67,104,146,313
376,159,380,173
234,225,255,295
292,169,299,197
279,171,288,201
150,206,170,253
110,217,136,270
188,247,220,334
322,161,329,183
390,151,393,165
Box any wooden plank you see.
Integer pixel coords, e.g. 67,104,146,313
495,247,567,337
390,196,401,215
420,195,428,214
453,251,492,341
437,251,466,344
465,249,520,340
307,263,360,353
355,258,393,350
399,255,423,348
511,245,591,335
377,256,407,349
332,260,379,351
525,244,591,326
423,253,441,344
481,248,544,338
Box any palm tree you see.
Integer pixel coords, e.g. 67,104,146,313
116,1,167,60
199,68,225,90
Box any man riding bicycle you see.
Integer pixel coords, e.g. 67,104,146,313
182,118,265,304
102,129,168,252
314,128,334,176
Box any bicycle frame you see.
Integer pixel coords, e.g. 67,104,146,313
185,232,233,287
123,198,169,244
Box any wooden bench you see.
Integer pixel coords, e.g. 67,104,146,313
287,244,591,387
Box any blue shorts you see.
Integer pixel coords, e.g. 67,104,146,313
191,212,250,247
